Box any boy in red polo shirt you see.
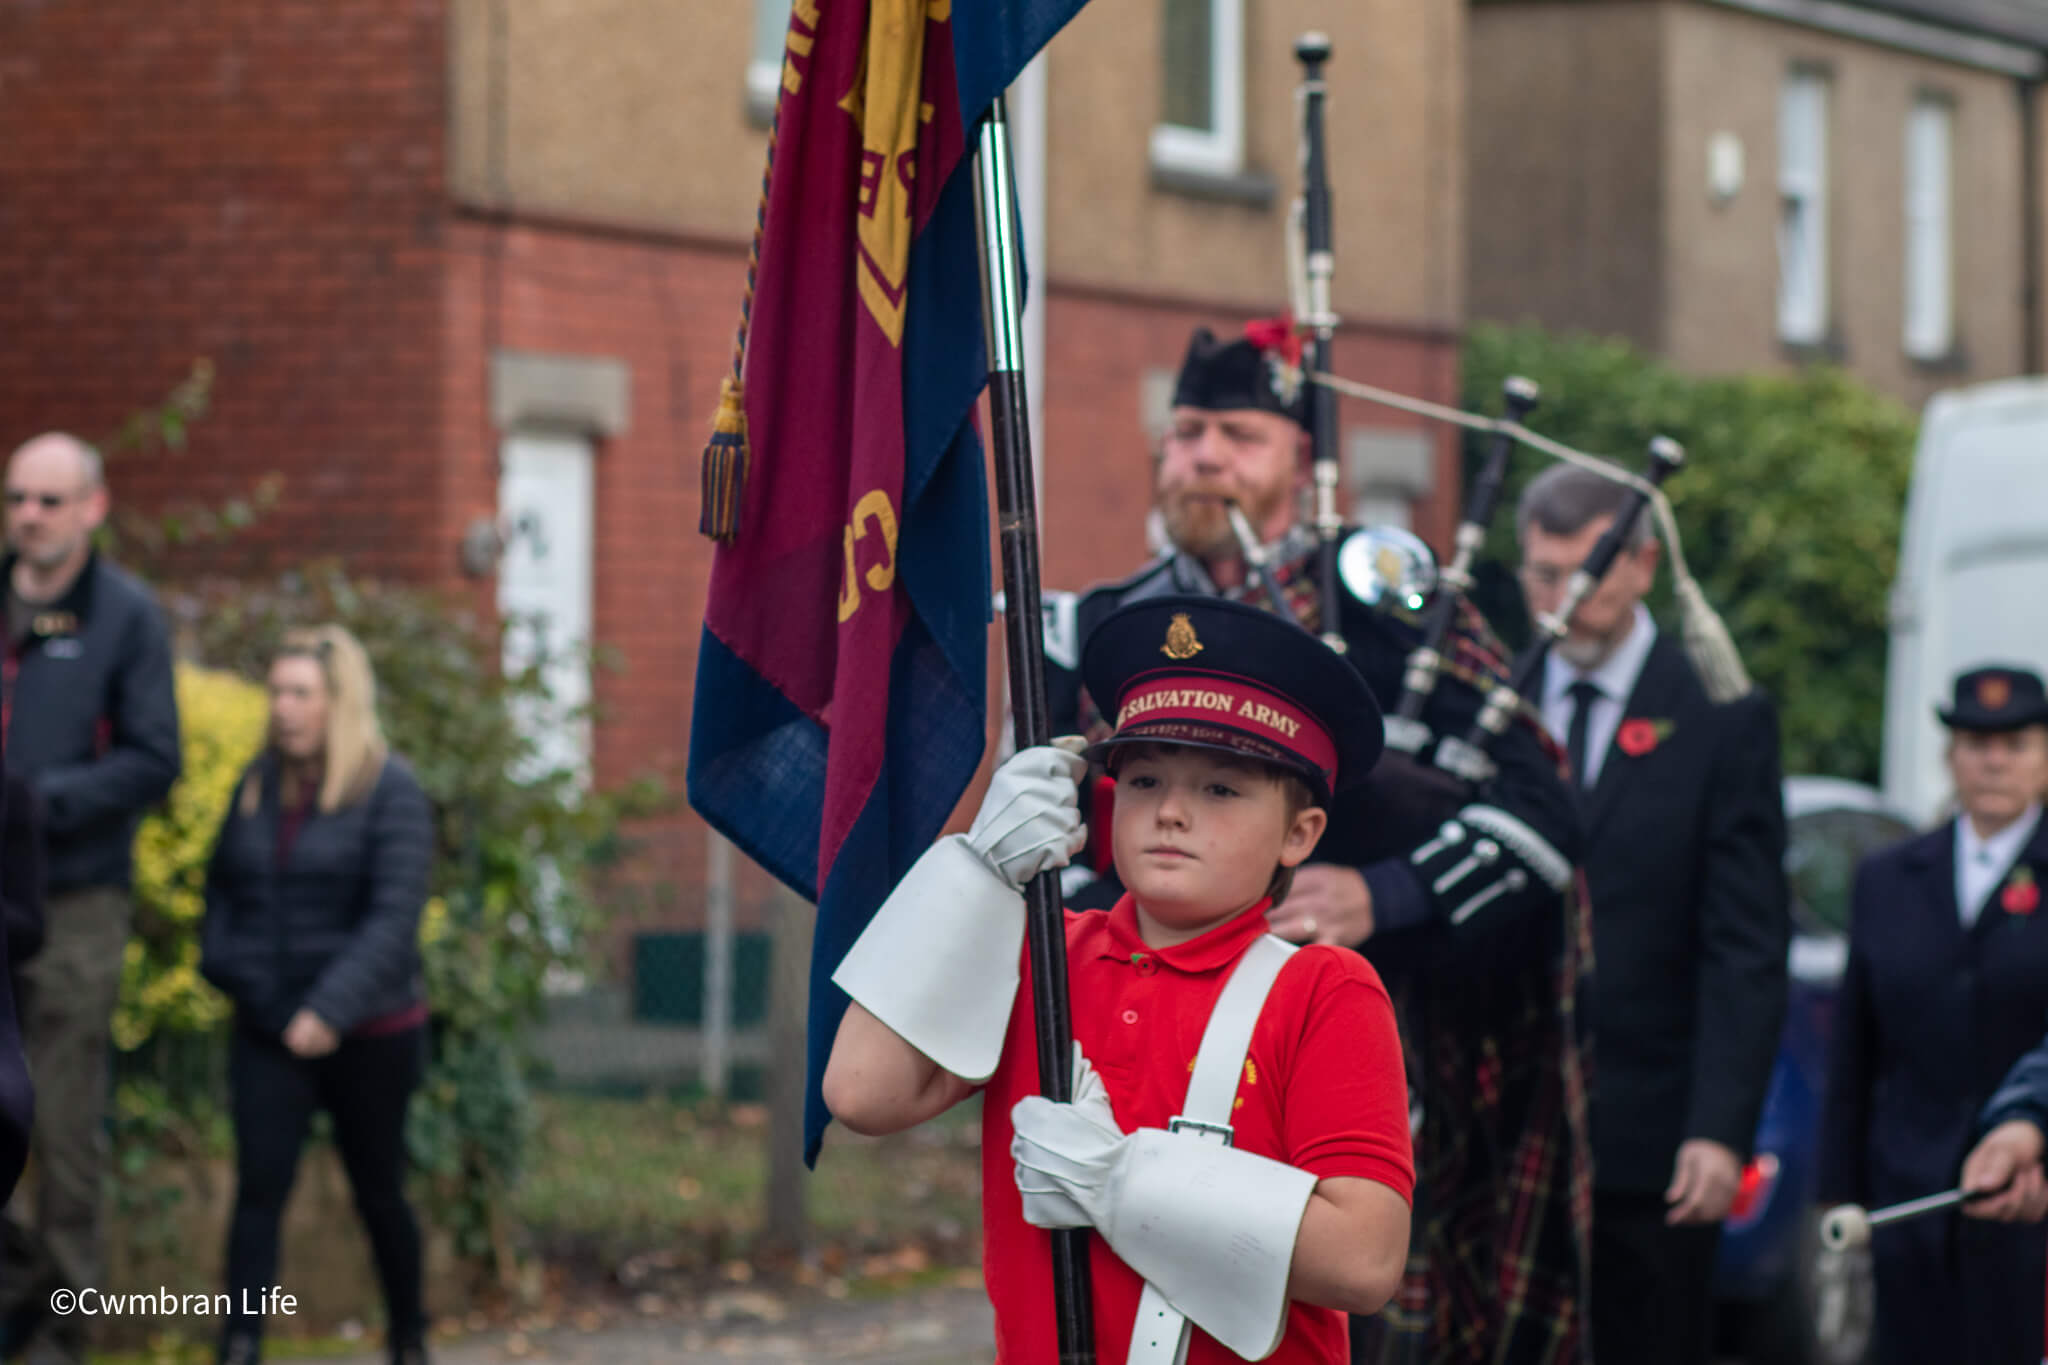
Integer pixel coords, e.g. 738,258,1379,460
824,595,1413,1363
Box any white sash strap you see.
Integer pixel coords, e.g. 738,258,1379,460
1126,934,1298,1365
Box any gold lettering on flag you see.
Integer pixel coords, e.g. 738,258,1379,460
844,0,949,347
837,488,901,623
782,0,822,95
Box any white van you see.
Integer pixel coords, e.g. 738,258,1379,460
1881,377,2048,827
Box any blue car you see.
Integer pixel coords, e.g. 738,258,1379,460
1712,776,1917,1365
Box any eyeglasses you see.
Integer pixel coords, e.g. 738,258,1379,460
4,490,75,510
1517,563,1574,591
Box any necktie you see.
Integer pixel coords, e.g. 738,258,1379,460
1566,679,1602,793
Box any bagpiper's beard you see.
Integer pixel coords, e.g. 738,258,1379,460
1159,484,1291,567
1160,494,1236,561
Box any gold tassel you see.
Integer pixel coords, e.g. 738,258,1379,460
699,375,749,543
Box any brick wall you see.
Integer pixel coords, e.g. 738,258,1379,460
441,214,782,956
0,0,451,581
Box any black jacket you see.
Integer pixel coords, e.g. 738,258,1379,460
1568,635,1790,1191
199,751,434,1037
1821,815,2048,1205
0,749,31,1200
1,775,44,970
4,553,181,893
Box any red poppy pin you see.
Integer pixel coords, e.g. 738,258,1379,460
1616,717,1675,758
2002,866,2040,916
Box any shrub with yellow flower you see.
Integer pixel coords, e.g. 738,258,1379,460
117,662,269,1050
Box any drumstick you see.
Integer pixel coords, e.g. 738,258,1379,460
1820,1183,2005,1251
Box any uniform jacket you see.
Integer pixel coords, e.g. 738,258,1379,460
1983,1017,2048,1135
1820,814,2048,1207
199,751,434,1037
1818,814,2048,1365
1562,634,1789,1191
3,552,181,893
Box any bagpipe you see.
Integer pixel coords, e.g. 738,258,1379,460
1243,31,1754,793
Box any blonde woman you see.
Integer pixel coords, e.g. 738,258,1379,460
198,626,434,1365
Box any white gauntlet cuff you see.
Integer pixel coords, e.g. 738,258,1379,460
1107,1130,1316,1360
831,835,1022,1082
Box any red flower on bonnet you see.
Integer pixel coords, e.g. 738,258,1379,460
1243,314,1304,368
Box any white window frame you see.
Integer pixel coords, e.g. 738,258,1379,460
1903,95,1955,361
747,0,789,120
1150,0,1245,179
1777,70,1831,346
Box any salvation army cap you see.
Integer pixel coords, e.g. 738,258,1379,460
1937,665,2048,732
1079,595,1384,807
1169,323,1306,427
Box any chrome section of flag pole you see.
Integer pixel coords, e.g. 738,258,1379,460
977,108,1028,374
973,93,1100,1365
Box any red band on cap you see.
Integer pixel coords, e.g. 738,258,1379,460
1113,672,1339,785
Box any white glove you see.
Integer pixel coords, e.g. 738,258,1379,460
829,743,1085,1084
1012,1050,1317,1360
966,740,1089,889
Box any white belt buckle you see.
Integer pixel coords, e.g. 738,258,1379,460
1167,1116,1234,1146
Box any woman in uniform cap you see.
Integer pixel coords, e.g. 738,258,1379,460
1818,664,2048,1365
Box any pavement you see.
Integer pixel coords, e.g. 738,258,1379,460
326,1284,995,1365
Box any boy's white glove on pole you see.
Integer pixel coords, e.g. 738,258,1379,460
831,740,1088,1083
1013,1050,1316,1360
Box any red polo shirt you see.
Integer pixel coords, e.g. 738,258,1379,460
980,895,1414,1364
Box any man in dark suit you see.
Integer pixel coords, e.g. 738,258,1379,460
1819,665,2048,1364
1515,463,1790,1365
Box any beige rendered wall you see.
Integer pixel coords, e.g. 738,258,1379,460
446,0,772,240
1662,4,2028,405
445,0,1464,323
1043,0,1463,326
1466,2,1668,349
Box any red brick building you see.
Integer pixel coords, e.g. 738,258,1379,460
0,0,1467,938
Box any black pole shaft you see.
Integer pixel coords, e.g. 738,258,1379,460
1296,34,1345,653
1393,377,1539,724
973,94,1097,1365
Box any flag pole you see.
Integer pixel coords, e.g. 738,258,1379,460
973,93,1099,1365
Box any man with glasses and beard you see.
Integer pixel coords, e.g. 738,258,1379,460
1038,325,1594,1364
0,433,180,1365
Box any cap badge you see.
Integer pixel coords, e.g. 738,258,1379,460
1161,612,1205,661
1979,676,2013,710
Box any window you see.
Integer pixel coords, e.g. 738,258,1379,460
1785,806,1914,935
1152,0,1244,178
1904,97,1954,360
748,0,791,117
1777,71,1830,345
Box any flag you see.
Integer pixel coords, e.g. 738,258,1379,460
688,0,1088,1161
